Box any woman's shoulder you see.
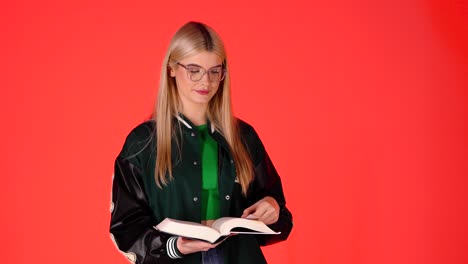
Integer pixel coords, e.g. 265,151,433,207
236,117,265,150
118,119,156,160
237,118,255,134
237,118,263,141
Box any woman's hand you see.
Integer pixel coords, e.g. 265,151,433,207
241,196,280,225
176,237,221,255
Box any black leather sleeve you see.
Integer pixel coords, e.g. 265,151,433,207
239,121,293,246
252,151,294,246
110,156,174,264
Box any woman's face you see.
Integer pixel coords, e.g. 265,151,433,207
171,50,223,111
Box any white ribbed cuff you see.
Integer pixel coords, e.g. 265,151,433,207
166,236,183,259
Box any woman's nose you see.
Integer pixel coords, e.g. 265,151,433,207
200,72,211,83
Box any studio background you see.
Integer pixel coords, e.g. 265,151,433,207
2,0,467,263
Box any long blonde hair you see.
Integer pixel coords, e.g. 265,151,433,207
154,21,253,196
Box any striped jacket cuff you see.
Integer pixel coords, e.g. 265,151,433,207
166,236,183,259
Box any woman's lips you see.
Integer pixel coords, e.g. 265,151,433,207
195,90,209,95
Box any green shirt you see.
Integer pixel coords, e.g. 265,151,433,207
196,124,220,220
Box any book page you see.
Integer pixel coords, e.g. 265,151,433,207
155,218,221,243
211,217,280,236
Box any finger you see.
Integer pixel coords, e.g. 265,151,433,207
258,206,277,224
203,245,213,251
252,203,270,219
241,205,256,218
257,208,270,223
267,207,280,224
245,214,259,220
197,241,216,248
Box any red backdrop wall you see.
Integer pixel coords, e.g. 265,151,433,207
2,0,468,263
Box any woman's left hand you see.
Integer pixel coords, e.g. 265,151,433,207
241,196,280,225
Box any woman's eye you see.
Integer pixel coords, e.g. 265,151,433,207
210,68,222,74
187,67,201,73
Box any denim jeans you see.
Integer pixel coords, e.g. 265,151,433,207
201,247,224,264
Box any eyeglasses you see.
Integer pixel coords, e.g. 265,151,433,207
176,62,226,82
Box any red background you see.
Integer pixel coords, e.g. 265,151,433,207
2,0,468,263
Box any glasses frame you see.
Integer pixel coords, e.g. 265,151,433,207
176,62,226,82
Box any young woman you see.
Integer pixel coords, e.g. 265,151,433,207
110,21,293,264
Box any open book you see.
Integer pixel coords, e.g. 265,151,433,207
155,217,280,244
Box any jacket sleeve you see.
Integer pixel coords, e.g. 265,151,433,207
241,122,293,246
110,156,175,263
252,151,294,246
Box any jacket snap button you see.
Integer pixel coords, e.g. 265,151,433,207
230,160,234,164
193,161,198,165
193,197,198,202
191,132,195,137
225,195,230,200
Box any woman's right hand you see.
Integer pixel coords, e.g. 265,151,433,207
176,237,220,255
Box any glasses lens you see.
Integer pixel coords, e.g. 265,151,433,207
184,65,225,82
208,68,224,82
186,66,203,81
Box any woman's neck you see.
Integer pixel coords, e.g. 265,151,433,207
180,105,208,126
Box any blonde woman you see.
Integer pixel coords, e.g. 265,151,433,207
110,21,293,264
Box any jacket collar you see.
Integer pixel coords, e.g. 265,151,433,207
175,113,215,133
